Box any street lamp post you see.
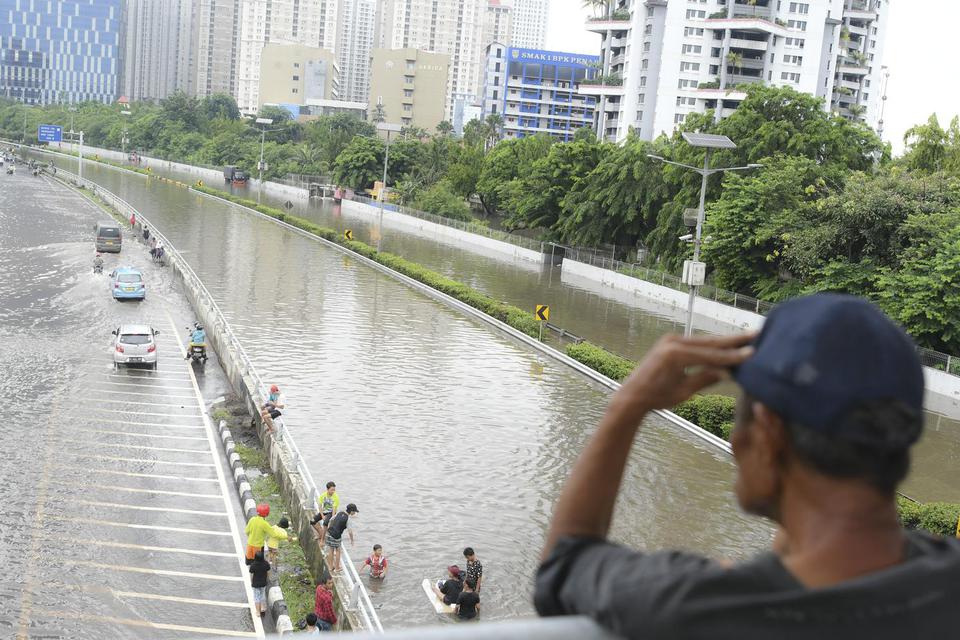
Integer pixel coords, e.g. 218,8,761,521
648,132,762,337
254,117,282,203
376,122,403,252
121,109,131,155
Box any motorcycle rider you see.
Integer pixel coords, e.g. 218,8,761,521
93,253,104,274
185,323,207,361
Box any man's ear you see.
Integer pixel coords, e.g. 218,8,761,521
752,402,789,462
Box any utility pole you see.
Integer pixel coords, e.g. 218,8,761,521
375,122,402,252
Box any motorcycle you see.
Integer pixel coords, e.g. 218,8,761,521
186,325,208,364
93,261,103,274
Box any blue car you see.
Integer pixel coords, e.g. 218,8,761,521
110,267,145,300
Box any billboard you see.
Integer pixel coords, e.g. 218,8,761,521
38,124,63,143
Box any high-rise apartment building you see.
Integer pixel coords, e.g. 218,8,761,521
335,0,378,103
368,47,449,130
236,0,338,113
0,0,123,104
477,0,513,98
509,0,549,48
122,0,194,101
483,46,599,141
377,0,486,120
192,0,242,98
584,0,890,142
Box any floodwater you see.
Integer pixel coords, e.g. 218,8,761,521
89,153,960,505
33,155,776,628
0,167,259,637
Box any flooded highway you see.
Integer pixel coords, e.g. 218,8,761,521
58,151,960,505
0,168,261,637
31,156,776,628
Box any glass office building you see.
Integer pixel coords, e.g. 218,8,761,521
0,0,123,104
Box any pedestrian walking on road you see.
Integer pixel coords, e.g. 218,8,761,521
324,504,358,574
311,481,340,543
314,574,337,631
463,547,483,592
245,503,273,564
249,550,271,618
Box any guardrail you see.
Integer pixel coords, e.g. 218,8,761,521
562,246,960,378
52,167,384,633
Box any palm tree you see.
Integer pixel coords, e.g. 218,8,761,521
581,0,611,19
848,104,867,119
726,52,743,78
483,113,504,150
435,120,454,137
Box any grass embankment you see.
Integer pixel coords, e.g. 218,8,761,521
234,441,317,625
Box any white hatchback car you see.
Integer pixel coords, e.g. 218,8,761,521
113,324,160,369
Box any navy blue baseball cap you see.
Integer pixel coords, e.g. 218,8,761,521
734,293,924,446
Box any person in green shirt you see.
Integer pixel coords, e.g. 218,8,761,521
311,481,340,544
245,503,274,564
267,517,297,566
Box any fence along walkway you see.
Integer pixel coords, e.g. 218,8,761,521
561,246,960,378
55,166,384,633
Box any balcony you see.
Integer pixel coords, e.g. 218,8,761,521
838,64,869,76
845,7,878,20
610,53,626,66
585,11,632,33
702,17,787,36
578,83,626,97
729,37,769,51
693,86,748,101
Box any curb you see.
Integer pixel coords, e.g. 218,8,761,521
218,419,295,635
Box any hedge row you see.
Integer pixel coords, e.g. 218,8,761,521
184,184,960,541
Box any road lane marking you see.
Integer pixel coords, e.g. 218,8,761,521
52,465,221,483
81,369,193,382
88,418,205,429
48,479,221,499
75,499,228,517
81,397,202,409
60,452,216,467
90,388,198,400
163,307,265,638
91,380,194,390
75,407,203,418
56,438,210,454
32,582,250,608
71,427,209,441
64,559,245,582
39,536,237,558
30,609,257,637
48,515,233,536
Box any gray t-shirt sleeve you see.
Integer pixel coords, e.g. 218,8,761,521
534,536,721,637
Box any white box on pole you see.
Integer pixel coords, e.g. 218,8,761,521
682,260,706,286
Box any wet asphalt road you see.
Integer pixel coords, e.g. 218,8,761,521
0,165,264,638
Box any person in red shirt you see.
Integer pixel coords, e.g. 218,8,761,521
359,544,388,579
314,574,337,631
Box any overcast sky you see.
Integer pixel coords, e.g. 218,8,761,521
545,0,958,154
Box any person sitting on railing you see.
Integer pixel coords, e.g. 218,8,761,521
535,294,960,638
311,481,340,544
260,384,285,432
432,565,464,606
313,574,338,631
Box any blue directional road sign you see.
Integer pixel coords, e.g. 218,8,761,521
37,124,63,143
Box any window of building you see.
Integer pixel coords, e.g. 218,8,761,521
640,76,647,87
678,79,699,89
402,117,412,125
643,42,651,52
404,89,413,97
403,104,411,112
493,90,498,99
675,113,686,123
642,58,649,69
787,19,807,30
495,62,501,72
639,93,645,103
406,61,416,71
292,88,298,93
293,62,300,68
784,54,803,65
709,64,719,75
645,24,653,35
676,96,696,106
292,75,299,80
646,6,654,16
789,2,809,14
711,47,722,57
785,37,805,48
680,61,700,72
682,44,702,54
686,9,706,19
684,27,705,37
781,71,801,82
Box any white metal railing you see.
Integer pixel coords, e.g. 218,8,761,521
53,167,384,633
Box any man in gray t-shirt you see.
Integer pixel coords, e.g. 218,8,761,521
535,294,960,638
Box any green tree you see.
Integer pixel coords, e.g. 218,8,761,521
200,94,240,122
333,135,384,190
902,114,955,174
476,135,553,215
436,120,454,137
414,181,472,221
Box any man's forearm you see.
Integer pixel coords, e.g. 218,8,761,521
541,397,648,559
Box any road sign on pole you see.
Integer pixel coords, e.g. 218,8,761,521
37,124,62,143
344,229,354,241
535,305,550,322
